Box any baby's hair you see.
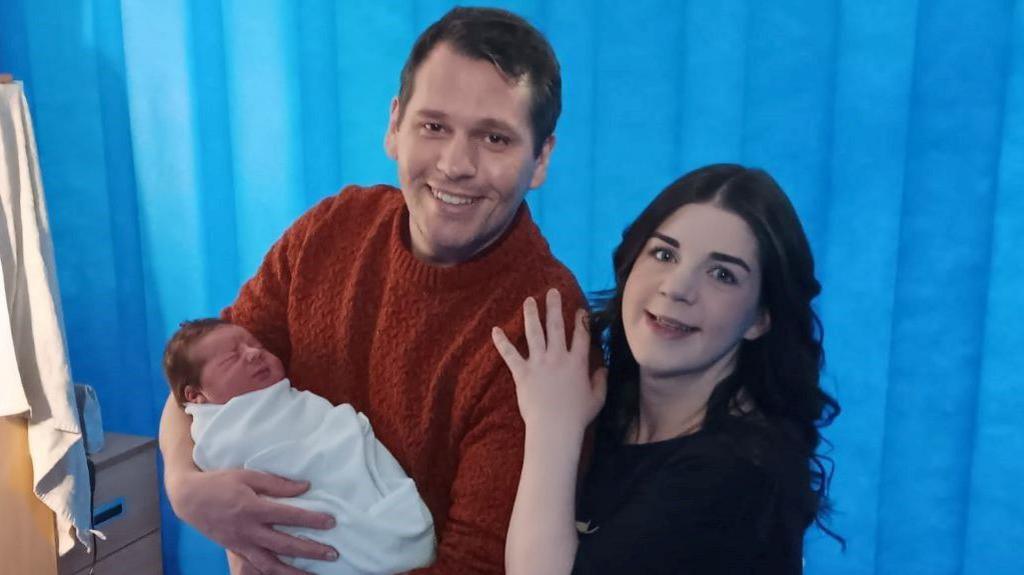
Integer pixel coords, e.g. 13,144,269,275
163,318,230,406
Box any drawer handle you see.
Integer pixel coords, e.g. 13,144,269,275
93,498,125,527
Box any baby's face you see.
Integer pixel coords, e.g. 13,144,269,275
187,324,286,404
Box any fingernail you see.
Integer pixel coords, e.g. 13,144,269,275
325,548,339,561
324,516,336,529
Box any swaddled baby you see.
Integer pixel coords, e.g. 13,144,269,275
163,318,435,575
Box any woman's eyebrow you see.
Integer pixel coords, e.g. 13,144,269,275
651,232,678,248
709,251,751,273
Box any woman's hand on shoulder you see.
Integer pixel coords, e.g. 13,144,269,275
492,288,607,436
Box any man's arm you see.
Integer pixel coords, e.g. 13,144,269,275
160,197,345,574
407,288,592,574
159,395,339,574
409,366,523,574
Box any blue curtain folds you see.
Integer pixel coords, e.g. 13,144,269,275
2,1,1021,573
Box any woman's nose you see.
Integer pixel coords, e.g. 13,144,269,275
659,266,699,304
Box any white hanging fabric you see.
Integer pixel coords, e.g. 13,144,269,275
0,81,92,554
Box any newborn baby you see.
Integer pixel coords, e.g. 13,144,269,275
163,318,435,575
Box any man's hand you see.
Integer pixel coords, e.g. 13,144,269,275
168,468,339,575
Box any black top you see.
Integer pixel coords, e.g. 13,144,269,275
572,419,809,574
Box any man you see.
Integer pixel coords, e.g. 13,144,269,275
159,7,586,574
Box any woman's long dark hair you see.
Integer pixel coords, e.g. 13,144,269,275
591,164,842,543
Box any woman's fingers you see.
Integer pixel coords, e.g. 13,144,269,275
544,289,566,352
570,308,590,355
492,327,525,376
522,296,546,356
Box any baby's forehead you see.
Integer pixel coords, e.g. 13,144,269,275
191,324,250,361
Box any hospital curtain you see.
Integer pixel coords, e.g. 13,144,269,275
2,1,1021,573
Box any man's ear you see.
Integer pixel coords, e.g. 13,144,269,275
384,97,401,160
743,307,771,341
528,134,556,189
183,385,206,404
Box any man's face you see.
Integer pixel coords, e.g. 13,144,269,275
185,324,286,405
385,42,554,266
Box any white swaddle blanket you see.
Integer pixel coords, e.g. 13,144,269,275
185,379,435,575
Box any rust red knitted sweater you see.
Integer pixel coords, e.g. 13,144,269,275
224,185,586,574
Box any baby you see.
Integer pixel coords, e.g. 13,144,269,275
163,318,435,575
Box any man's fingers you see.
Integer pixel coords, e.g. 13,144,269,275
492,327,524,374
522,297,546,356
241,469,310,498
544,289,566,352
227,550,258,575
570,308,590,354
251,525,338,563
246,546,315,575
252,498,335,530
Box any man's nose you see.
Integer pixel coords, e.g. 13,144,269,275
436,134,477,180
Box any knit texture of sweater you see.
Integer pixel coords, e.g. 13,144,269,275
224,184,586,574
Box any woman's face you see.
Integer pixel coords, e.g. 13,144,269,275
622,202,770,383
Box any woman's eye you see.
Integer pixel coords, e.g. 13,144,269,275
649,247,674,262
711,267,737,284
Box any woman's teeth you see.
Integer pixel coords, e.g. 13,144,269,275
655,315,697,332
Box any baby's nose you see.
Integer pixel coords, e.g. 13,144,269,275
243,347,261,362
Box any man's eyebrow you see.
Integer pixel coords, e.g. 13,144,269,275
474,117,520,136
710,251,751,273
415,109,450,120
415,110,522,137
651,232,679,248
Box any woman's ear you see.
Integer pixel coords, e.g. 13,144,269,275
743,308,771,341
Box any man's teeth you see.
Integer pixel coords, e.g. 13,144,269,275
432,188,477,206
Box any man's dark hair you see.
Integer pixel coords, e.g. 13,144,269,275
396,6,561,156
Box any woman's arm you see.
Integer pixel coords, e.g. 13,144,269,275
492,289,607,575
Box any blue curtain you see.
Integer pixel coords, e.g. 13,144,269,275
2,1,1022,573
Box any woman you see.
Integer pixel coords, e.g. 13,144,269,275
492,164,841,574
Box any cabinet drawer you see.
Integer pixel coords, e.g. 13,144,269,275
59,434,160,574
72,530,162,575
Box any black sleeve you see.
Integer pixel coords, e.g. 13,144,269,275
572,451,780,575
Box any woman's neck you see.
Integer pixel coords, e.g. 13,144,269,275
631,350,739,444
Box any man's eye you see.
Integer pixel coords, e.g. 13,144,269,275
422,122,444,133
485,133,511,146
711,267,737,285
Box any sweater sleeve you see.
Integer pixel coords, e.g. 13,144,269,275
222,195,338,367
411,281,589,574
411,357,524,574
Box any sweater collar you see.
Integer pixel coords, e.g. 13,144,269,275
390,201,544,291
